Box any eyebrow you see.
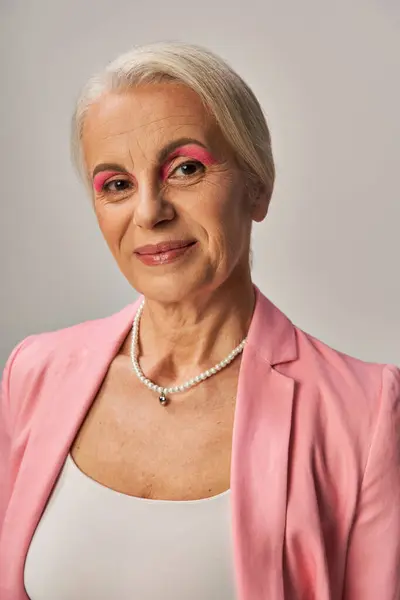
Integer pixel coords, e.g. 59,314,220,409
92,163,130,179
91,137,208,179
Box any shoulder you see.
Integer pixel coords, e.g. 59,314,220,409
0,302,137,425
294,324,399,402
290,325,400,465
5,301,136,361
254,289,399,403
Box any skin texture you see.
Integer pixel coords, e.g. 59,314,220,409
72,83,269,500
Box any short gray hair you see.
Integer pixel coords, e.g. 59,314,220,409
71,41,275,201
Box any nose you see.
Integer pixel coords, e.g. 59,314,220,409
133,182,175,230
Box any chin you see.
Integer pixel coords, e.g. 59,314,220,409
129,266,224,305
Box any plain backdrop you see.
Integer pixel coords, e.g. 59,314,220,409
1,0,399,368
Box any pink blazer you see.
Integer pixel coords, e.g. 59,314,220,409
1,288,400,599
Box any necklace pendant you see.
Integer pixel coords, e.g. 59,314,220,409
159,394,168,406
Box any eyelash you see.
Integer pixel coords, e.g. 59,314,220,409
170,160,205,179
102,178,132,194
100,160,205,194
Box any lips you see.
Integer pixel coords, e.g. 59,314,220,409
134,240,196,256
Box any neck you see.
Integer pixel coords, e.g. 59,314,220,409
138,275,255,377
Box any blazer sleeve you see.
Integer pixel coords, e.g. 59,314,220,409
344,364,400,599
0,338,32,538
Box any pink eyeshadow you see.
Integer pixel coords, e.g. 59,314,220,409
93,171,125,192
160,144,217,180
168,144,217,166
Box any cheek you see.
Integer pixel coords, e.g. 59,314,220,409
94,204,130,247
212,185,248,232
196,175,245,222
198,194,248,257
218,197,251,257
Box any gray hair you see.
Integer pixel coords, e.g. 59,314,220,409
71,41,275,201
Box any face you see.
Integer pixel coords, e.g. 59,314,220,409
82,82,266,303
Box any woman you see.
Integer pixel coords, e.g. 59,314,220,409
0,42,399,600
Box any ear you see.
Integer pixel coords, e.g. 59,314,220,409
248,181,270,223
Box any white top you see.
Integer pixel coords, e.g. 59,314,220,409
24,453,237,600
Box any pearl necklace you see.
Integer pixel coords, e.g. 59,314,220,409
130,300,247,406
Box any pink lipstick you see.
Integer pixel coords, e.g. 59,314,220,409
134,240,197,266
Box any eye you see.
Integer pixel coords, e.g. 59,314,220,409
169,160,205,179
102,178,133,193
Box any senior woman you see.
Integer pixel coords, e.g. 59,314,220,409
1,42,399,600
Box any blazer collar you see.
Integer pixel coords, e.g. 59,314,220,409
246,286,297,366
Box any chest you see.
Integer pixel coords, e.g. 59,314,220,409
71,354,239,500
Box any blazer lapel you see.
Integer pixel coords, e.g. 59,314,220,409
231,289,297,599
5,299,140,598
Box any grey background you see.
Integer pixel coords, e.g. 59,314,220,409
1,0,399,368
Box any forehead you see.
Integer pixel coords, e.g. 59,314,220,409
82,83,225,170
